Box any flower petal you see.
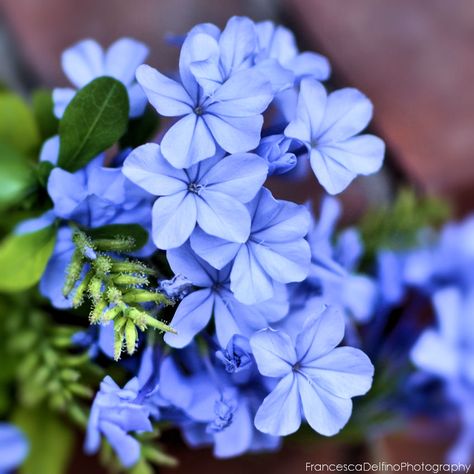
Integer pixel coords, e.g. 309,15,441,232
123,143,188,196
254,373,301,436
297,373,352,436
161,114,216,168
166,241,217,287
319,88,373,142
301,347,374,398
196,191,251,243
296,307,345,363
105,38,149,85
202,153,268,202
136,64,193,116
164,289,215,348
151,192,197,249
230,244,275,304
190,228,240,270
250,328,296,377
62,39,104,88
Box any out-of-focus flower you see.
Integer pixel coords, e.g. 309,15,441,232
0,424,28,474
53,38,149,118
85,376,152,468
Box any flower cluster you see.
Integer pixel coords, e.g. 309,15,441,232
1,16,393,472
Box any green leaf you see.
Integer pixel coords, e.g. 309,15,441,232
0,93,40,155
0,225,57,292
0,144,37,209
58,77,129,172
13,406,74,474
32,89,59,140
86,224,149,251
120,105,160,149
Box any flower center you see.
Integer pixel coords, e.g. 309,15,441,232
188,182,203,194
194,105,204,116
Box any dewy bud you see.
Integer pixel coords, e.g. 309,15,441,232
113,273,148,287
102,304,122,322
93,255,112,276
125,319,138,355
63,249,85,296
88,276,104,302
90,299,107,324
93,236,136,252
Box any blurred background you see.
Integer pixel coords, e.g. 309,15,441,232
1,0,473,471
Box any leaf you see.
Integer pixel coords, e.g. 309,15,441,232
32,89,59,140
13,406,74,474
0,93,40,155
0,144,37,209
0,225,57,292
86,224,149,251
58,76,129,172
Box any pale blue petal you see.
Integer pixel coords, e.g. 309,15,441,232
296,307,345,363
122,143,187,196
318,88,373,142
164,289,215,348
288,51,331,81
151,192,197,249
309,148,357,195
252,58,294,94
161,114,216,168
190,228,240,270
62,39,104,88
202,153,268,202
411,329,459,378
52,87,76,118
208,69,273,117
104,38,149,85
318,135,385,175
136,64,193,116
196,191,250,243
231,244,275,304
285,78,327,143
166,241,217,287
433,287,462,344
250,328,296,377
127,82,148,118
214,294,242,348
219,16,256,77
204,114,263,154
39,135,60,164
301,347,374,398
297,373,352,436
250,240,310,283
48,168,87,218
342,274,377,323
0,424,28,472
100,421,141,468
254,373,301,436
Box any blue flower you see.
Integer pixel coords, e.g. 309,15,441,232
216,335,253,374
255,21,330,82
136,29,274,168
250,307,374,436
284,78,385,194
256,134,297,175
0,423,28,474
85,376,152,468
190,187,311,304
53,38,149,118
158,352,280,458
48,155,151,230
122,143,268,249
163,242,288,348
305,196,377,323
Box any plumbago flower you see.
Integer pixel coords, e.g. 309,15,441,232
303,196,378,323
250,307,374,436
163,242,288,348
123,143,268,249
0,424,28,474
411,288,474,463
284,78,385,194
85,376,152,468
53,38,149,117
